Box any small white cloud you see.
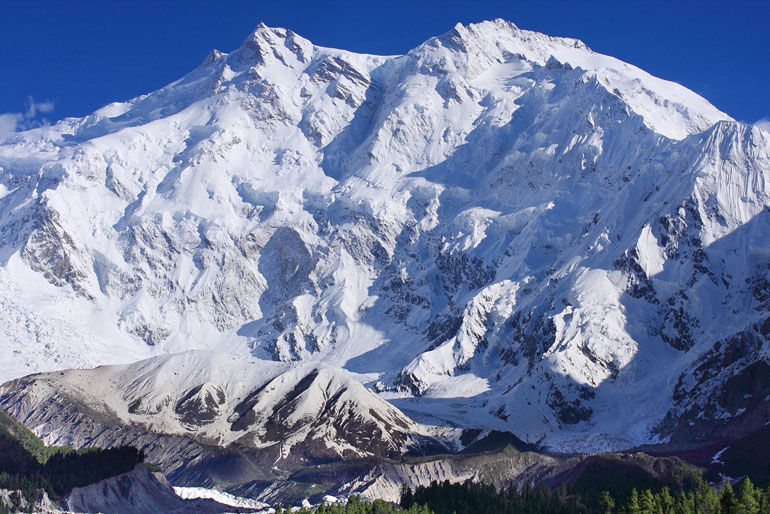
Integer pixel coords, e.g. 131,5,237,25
0,113,23,135
0,96,56,137
36,101,55,114
755,118,770,133
25,96,56,118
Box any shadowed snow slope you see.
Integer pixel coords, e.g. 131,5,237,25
0,19,769,455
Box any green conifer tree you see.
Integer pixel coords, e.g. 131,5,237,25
659,487,675,514
760,485,770,514
601,491,617,514
640,489,656,514
628,489,642,514
739,478,760,514
722,483,741,514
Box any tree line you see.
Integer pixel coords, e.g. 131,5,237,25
614,477,770,514
0,424,143,506
275,495,434,514
400,476,770,514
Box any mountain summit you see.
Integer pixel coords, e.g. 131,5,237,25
0,20,768,467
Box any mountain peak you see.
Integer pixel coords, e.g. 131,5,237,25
403,18,727,139
249,20,280,37
236,21,315,67
448,18,589,56
242,21,285,46
0,18,764,459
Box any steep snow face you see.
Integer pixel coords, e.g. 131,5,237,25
0,19,767,452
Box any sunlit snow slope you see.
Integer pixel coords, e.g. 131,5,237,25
1,19,769,452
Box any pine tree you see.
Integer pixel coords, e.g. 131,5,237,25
738,478,760,514
722,483,741,514
628,489,642,514
640,489,656,514
659,487,675,514
677,490,695,514
601,491,617,514
402,485,415,509
696,478,721,514
760,485,770,514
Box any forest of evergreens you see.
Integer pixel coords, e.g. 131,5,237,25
400,476,770,514
276,495,434,514
0,409,144,510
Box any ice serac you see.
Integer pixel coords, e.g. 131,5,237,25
0,18,768,458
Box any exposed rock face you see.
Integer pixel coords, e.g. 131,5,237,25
224,435,702,505
64,464,265,514
0,19,768,458
0,352,453,488
0,489,59,513
64,464,189,514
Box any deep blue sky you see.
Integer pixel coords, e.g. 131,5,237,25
2,0,769,128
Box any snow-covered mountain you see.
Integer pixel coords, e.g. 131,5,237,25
1,18,769,462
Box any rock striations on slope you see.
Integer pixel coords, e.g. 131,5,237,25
0,18,769,473
0,352,454,489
